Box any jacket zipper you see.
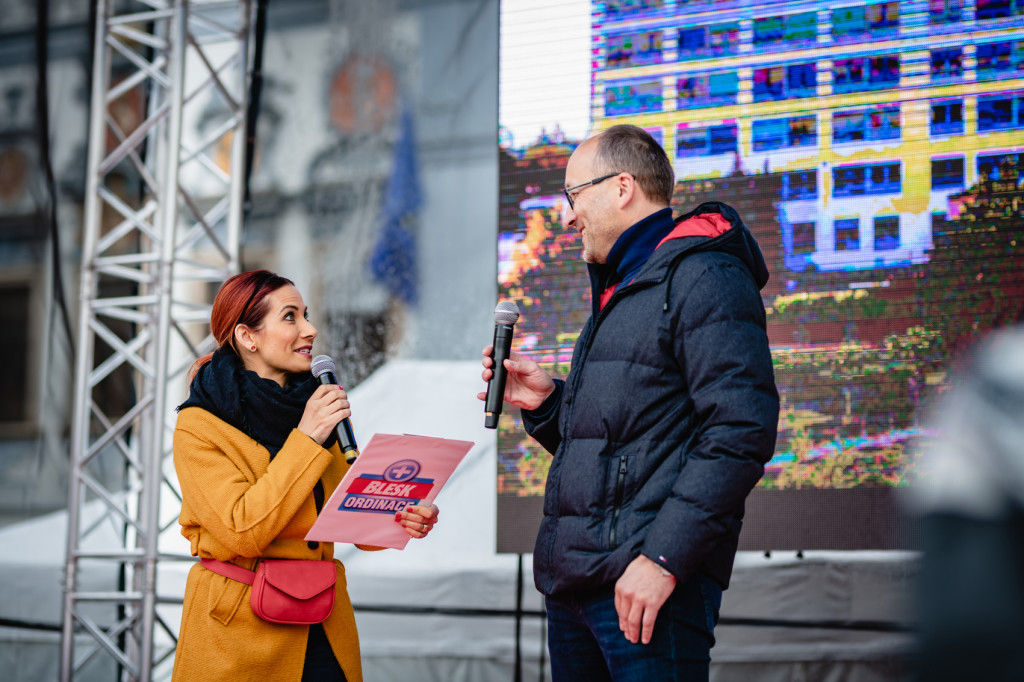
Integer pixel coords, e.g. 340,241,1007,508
562,278,655,553
609,454,628,548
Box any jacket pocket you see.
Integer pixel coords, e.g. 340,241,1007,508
608,453,628,549
207,571,248,626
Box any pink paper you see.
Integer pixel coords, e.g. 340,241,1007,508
305,433,474,550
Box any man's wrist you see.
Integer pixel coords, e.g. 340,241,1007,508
524,380,562,418
645,553,676,581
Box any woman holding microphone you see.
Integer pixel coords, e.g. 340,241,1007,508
172,270,437,681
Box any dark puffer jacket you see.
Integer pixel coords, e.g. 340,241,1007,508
524,201,779,596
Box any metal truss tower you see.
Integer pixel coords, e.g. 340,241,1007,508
61,1,255,679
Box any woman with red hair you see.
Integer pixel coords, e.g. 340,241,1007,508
171,270,437,681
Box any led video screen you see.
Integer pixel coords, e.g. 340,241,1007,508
497,0,1024,552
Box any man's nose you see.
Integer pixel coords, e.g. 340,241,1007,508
561,200,576,227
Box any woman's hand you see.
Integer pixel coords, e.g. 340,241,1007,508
395,504,439,539
297,384,350,445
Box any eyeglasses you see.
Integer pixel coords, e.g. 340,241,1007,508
562,172,621,211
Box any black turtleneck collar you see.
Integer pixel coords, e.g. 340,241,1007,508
604,207,675,286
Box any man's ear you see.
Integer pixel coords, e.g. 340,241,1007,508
617,172,636,209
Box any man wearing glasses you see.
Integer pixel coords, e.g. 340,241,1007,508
479,124,778,680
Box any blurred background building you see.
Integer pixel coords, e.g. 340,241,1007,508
0,0,497,527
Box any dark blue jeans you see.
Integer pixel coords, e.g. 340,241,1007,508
545,574,722,682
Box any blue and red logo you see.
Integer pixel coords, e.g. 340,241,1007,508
340,460,435,514
384,459,420,482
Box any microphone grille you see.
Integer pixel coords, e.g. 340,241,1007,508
310,354,336,378
494,300,520,325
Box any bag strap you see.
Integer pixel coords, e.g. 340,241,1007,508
200,557,256,586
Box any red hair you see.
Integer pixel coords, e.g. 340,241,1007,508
188,270,295,381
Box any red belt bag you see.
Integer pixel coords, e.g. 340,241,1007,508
200,557,336,625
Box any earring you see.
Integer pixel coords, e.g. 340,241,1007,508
250,345,256,351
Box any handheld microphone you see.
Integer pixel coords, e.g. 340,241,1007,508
311,355,360,464
485,300,520,429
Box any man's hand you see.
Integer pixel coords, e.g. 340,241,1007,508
614,554,677,645
477,346,556,411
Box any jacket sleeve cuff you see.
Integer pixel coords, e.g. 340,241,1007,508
522,380,563,425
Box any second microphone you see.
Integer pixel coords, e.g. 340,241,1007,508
311,354,360,464
485,300,521,429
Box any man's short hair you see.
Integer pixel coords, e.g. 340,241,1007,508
592,124,675,205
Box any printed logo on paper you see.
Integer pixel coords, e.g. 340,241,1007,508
340,459,435,514
384,459,420,482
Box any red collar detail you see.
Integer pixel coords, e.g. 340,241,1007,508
601,214,731,310
655,213,732,250
599,283,618,310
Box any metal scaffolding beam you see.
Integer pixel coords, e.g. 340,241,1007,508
61,1,255,679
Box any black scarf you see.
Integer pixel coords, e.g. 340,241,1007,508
177,347,338,459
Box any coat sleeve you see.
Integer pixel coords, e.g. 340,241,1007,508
174,412,334,558
641,255,780,582
521,379,565,455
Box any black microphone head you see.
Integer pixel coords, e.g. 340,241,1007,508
494,300,520,326
311,354,336,379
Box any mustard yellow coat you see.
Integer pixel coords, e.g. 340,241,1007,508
172,406,370,681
